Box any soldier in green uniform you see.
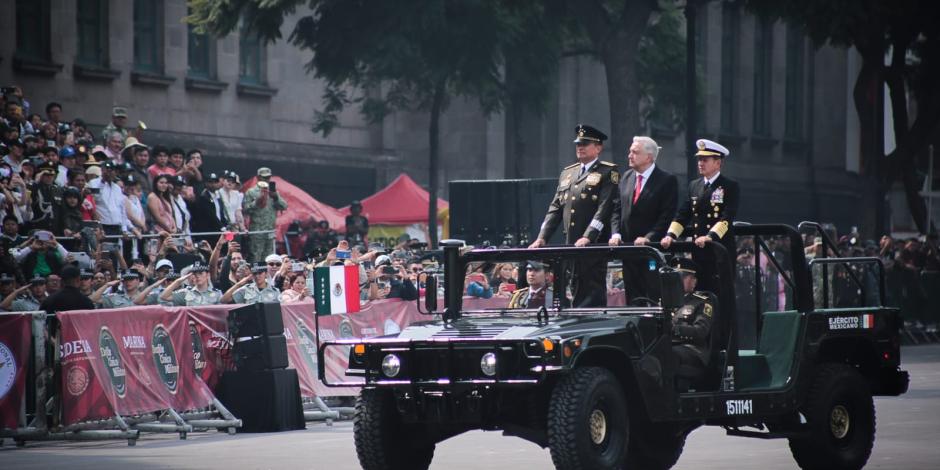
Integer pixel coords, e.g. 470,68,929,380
242,167,288,262
100,106,130,143
221,262,281,304
661,139,740,293
529,124,619,307
670,258,716,388
94,270,145,308
160,261,222,306
6,277,48,312
507,261,554,309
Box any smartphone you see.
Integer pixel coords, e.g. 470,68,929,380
35,231,53,241
173,238,185,248
336,249,351,259
268,181,276,192
503,282,517,293
380,265,397,276
89,187,101,195
224,231,235,241
291,262,305,272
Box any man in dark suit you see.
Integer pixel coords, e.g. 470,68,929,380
529,124,620,307
190,172,229,243
662,139,740,293
609,136,678,300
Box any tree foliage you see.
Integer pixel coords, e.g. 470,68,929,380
188,0,566,246
744,0,940,234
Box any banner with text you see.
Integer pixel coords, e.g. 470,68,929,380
58,307,216,426
0,313,31,430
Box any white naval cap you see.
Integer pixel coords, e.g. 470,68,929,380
695,139,729,158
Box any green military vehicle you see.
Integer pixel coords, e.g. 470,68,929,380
318,222,909,470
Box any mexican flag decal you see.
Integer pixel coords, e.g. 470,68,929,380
861,314,874,329
314,265,360,315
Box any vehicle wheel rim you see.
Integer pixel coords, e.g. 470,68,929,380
830,405,850,439
589,409,607,445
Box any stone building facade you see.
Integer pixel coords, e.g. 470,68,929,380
1,0,887,233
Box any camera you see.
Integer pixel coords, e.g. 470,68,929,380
336,249,351,260
380,265,397,276
291,262,305,272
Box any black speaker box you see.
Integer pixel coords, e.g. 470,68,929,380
218,369,305,433
449,178,561,247
229,302,284,337
233,335,289,371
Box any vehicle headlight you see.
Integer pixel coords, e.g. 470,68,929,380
480,352,497,377
381,354,401,378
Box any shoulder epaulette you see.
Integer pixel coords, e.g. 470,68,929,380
599,161,617,167
693,292,709,300
564,163,579,170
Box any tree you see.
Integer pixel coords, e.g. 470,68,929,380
560,0,662,159
188,0,564,248
743,0,940,235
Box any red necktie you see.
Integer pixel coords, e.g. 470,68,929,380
633,174,643,204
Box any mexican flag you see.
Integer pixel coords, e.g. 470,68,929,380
314,265,360,315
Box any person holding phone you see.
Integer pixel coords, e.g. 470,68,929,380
490,262,517,297
242,167,287,262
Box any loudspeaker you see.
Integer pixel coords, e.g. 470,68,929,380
229,302,284,337
218,369,305,433
449,178,561,247
233,335,289,371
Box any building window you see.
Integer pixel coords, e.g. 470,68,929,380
76,0,109,67
15,0,51,62
752,16,773,136
133,0,163,73
188,20,214,79
785,24,805,140
239,27,265,85
720,2,740,134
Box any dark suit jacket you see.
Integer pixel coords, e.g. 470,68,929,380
668,173,740,245
190,190,229,233
611,165,678,242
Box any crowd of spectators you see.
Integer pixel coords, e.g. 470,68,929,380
1,86,433,313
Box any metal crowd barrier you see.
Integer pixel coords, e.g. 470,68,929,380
53,229,276,241
0,310,242,447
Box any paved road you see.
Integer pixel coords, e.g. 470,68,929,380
3,345,939,470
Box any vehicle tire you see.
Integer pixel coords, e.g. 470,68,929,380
625,423,687,470
547,367,629,470
788,363,875,470
354,389,435,470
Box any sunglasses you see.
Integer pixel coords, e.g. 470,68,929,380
267,262,282,267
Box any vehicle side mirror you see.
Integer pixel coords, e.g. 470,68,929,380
660,268,683,311
424,274,438,312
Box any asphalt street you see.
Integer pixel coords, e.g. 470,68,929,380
2,345,939,470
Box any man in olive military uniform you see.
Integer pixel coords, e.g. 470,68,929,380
529,124,620,307
670,258,716,387
8,277,48,312
160,261,222,306
100,106,130,143
661,139,739,293
221,262,281,304
508,261,554,309
243,167,288,262
95,270,145,309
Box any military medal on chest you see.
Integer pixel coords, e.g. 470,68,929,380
711,187,724,204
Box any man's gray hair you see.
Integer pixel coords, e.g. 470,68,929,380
632,136,661,161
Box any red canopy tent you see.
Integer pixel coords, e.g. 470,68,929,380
339,173,448,224
242,176,346,241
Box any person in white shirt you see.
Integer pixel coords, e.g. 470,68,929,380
220,171,245,231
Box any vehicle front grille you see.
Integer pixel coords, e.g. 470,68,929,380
431,326,509,339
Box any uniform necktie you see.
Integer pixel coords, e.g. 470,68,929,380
704,180,712,193
580,165,587,177
633,174,643,204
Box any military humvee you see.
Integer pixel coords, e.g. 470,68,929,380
318,222,909,470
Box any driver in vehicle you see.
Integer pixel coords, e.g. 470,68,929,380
671,258,715,384
508,261,554,309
